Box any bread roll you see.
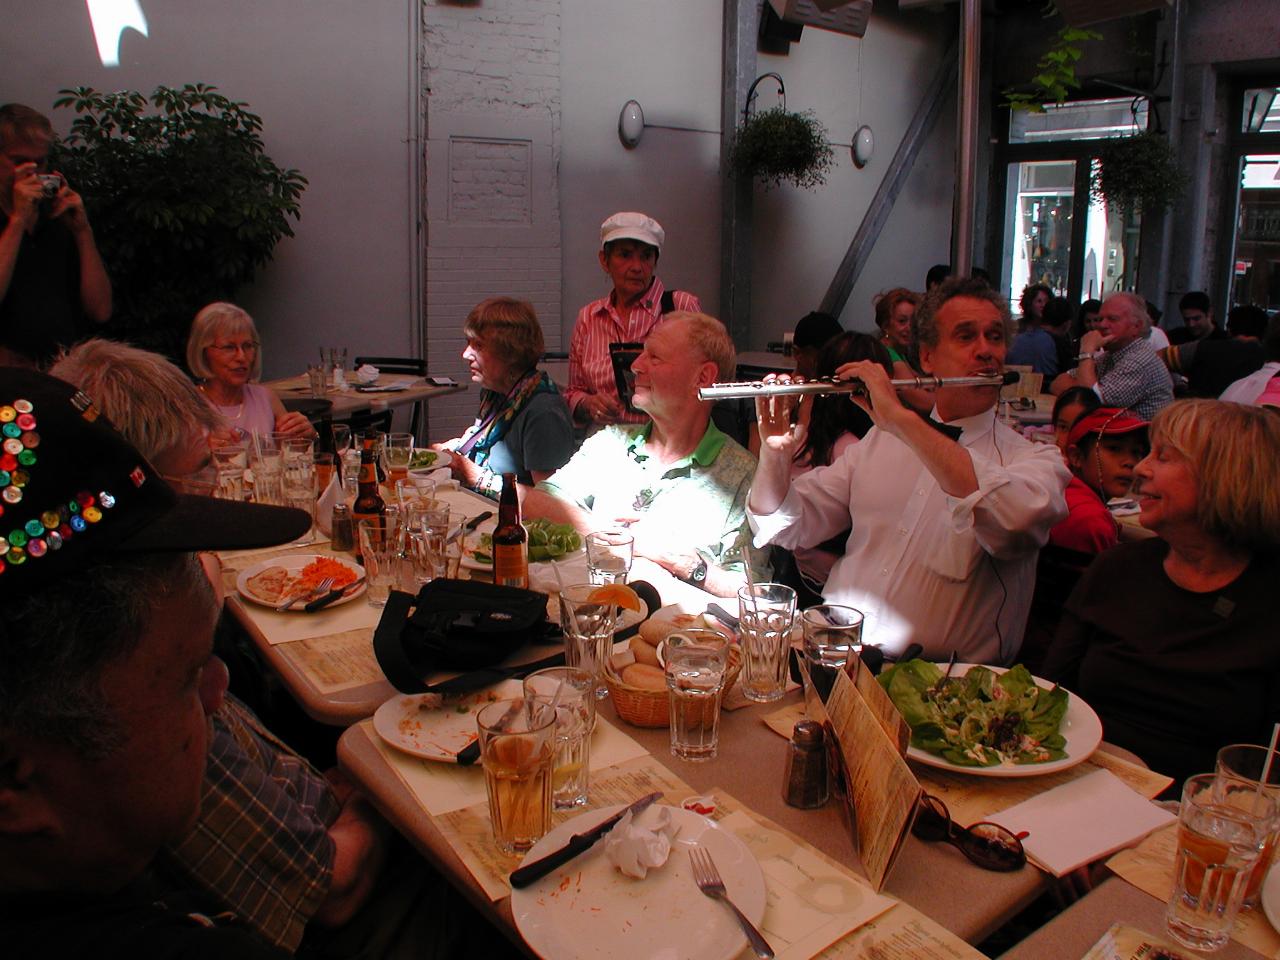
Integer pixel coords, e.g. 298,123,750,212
621,662,667,691
628,635,661,667
638,610,705,647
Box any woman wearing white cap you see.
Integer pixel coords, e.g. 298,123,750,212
564,211,701,429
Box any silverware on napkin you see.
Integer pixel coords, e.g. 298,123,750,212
304,576,367,613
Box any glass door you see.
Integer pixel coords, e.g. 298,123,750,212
1227,154,1280,312
1003,160,1076,306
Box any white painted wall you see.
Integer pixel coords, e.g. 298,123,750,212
748,10,955,343
1,0,416,379
560,0,725,334
560,2,955,348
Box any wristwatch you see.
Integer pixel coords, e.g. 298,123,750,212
685,555,708,585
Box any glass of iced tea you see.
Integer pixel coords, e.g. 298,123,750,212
476,697,557,855
523,667,596,809
1166,773,1273,952
1216,743,1280,907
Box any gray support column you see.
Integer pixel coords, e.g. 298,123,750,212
952,0,981,277
720,0,758,344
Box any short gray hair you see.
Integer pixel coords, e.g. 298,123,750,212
186,302,263,381
662,311,736,381
0,553,206,758
51,339,220,461
913,277,1014,354
1105,292,1150,335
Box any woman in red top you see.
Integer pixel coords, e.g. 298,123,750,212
1048,407,1148,554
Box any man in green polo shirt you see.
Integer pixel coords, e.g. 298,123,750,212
524,311,763,597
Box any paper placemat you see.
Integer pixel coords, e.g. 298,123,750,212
708,790,897,960
276,630,384,692
1108,826,1280,957
366,713,651,817
990,768,1175,877
230,590,382,645
813,901,988,959
1080,922,1206,960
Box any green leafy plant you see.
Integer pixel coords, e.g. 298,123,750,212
1004,27,1103,113
729,107,834,191
50,84,306,356
1089,130,1187,213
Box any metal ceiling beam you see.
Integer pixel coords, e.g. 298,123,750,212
819,39,958,318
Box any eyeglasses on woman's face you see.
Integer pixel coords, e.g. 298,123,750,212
209,340,259,356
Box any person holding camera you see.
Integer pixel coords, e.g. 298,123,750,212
0,102,112,367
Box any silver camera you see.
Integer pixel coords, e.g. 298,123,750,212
36,174,62,199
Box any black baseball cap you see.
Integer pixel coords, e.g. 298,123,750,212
0,367,311,593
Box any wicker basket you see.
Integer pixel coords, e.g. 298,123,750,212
606,644,743,728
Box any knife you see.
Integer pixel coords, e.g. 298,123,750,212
304,576,367,613
464,510,493,532
455,739,480,766
706,602,739,632
508,791,663,889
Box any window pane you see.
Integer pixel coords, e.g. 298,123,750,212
1241,89,1280,134
1230,154,1280,311
1003,161,1075,309
1082,160,1141,300
1009,97,1148,144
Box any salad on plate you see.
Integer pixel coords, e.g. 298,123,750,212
878,659,1069,768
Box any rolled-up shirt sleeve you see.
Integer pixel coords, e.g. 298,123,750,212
946,441,1069,557
748,448,858,551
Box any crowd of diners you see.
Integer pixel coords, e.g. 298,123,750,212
3,98,1280,957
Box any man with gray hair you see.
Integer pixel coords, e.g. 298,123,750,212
749,277,1069,665
1050,291,1173,421
526,311,763,597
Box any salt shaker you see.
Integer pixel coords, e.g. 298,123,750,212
782,720,828,809
330,503,354,553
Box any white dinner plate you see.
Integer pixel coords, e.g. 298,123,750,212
235,554,365,610
900,663,1103,778
372,679,524,762
1262,862,1280,933
405,448,454,474
460,534,587,571
511,804,767,960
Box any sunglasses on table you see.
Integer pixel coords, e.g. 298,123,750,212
912,793,1027,872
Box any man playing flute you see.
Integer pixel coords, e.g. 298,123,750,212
748,277,1069,664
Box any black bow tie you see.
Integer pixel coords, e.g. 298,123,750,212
920,415,963,441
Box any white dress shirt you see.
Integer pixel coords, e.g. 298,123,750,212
749,408,1069,665
1220,361,1280,404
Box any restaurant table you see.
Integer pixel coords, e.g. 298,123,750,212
338,686,1062,954
736,350,796,379
266,373,466,420
998,876,1270,960
1010,393,1056,426
222,484,727,725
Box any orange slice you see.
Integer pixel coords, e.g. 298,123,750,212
587,583,642,612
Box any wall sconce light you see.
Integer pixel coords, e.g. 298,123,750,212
618,100,645,148
852,124,874,168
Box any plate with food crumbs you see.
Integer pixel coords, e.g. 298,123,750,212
372,680,522,762
511,804,765,960
236,554,364,610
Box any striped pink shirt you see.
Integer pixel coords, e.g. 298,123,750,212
564,278,702,425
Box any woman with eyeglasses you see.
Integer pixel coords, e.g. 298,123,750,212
187,301,314,443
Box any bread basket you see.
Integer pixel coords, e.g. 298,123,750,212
606,643,743,728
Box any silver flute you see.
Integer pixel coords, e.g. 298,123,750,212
697,371,1018,401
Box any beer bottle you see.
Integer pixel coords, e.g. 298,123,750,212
351,434,386,559
492,472,528,588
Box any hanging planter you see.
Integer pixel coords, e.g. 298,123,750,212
1089,130,1187,213
729,73,834,191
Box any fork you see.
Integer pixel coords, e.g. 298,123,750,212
275,577,335,612
688,846,774,959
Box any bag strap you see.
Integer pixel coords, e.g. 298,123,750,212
373,589,434,692
660,289,677,314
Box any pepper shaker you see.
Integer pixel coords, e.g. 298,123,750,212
782,720,828,809
330,502,354,553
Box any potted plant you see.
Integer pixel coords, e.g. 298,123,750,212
50,84,307,357
1089,129,1187,213
729,106,834,191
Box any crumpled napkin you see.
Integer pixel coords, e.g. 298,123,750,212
354,364,380,384
604,807,676,879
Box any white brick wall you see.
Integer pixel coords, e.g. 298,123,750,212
421,0,563,441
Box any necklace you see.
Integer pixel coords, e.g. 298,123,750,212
201,382,245,421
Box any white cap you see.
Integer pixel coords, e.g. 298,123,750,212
600,211,664,253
